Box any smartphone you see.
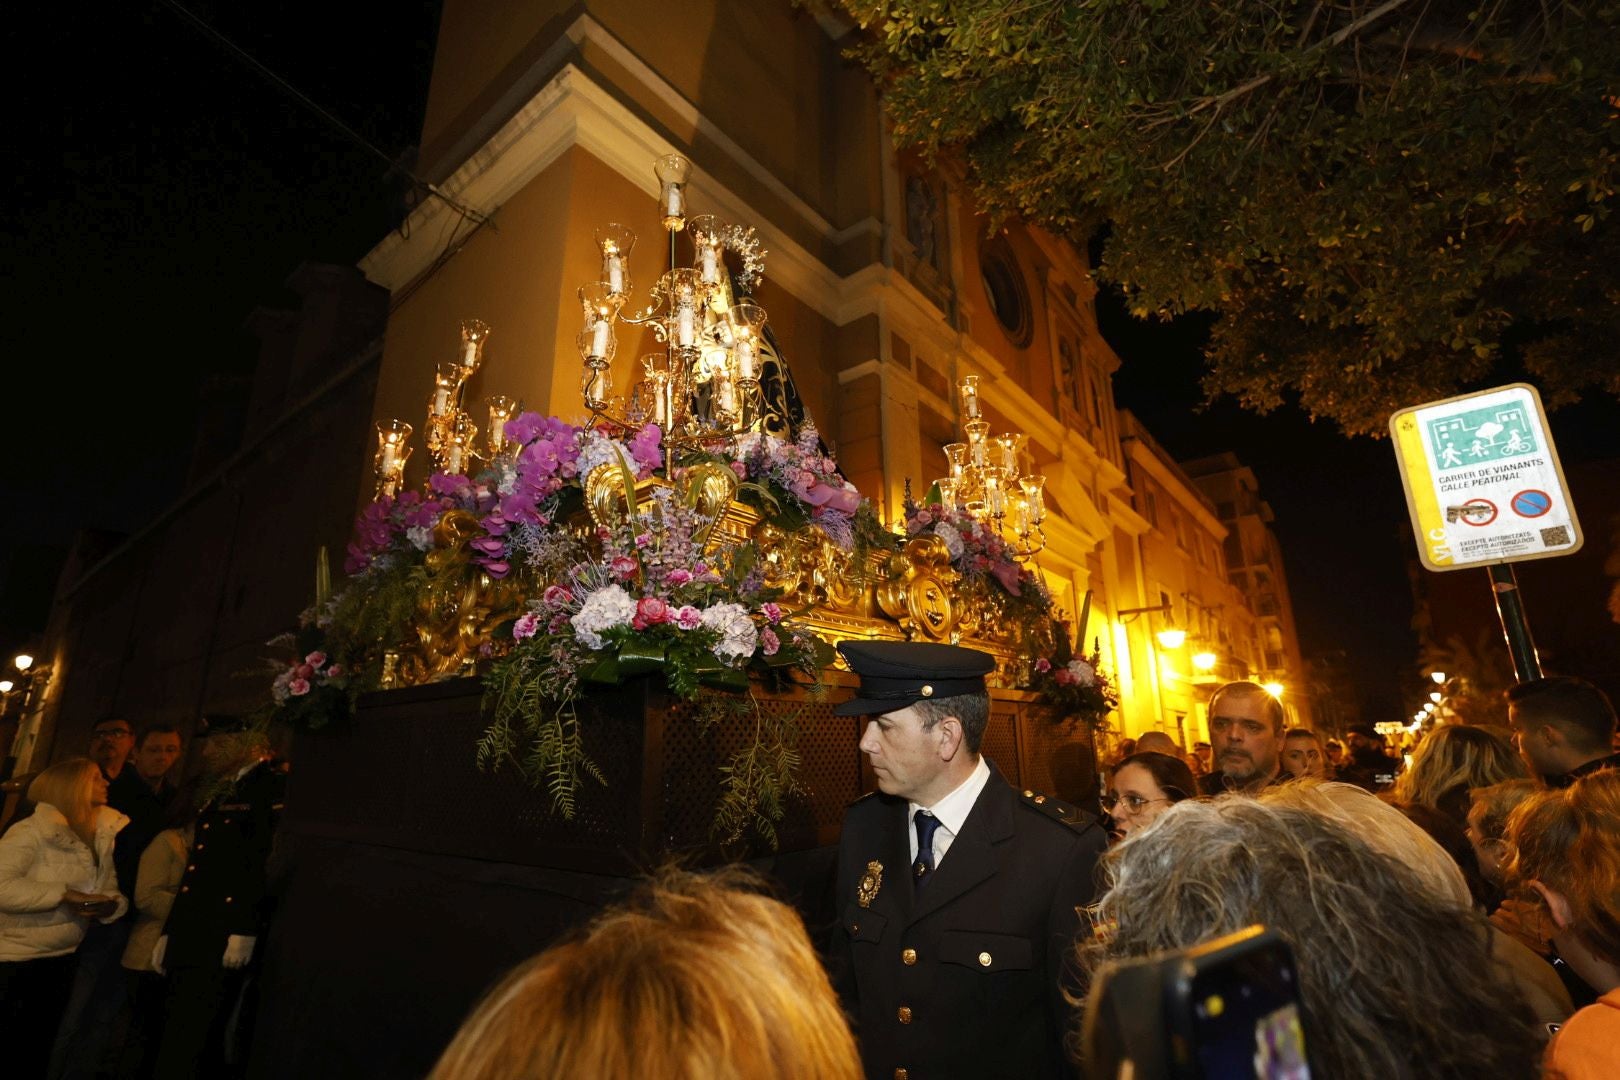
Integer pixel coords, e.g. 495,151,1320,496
1082,925,1312,1080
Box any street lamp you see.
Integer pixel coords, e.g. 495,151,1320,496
1430,671,1447,684
1262,681,1285,698
1192,651,1218,673
0,680,12,694
14,653,33,673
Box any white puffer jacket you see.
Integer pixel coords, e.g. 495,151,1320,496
0,802,129,961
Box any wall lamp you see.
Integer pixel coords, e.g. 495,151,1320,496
1116,602,1186,649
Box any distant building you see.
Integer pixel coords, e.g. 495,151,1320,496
1183,453,1314,728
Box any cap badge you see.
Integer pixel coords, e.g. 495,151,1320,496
921,685,934,697
857,860,883,908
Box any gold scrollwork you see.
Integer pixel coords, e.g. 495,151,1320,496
397,510,528,685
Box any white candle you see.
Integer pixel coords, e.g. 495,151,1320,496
591,319,610,358
664,184,683,218
701,245,718,284
677,303,695,347
433,388,450,417
462,340,479,366
653,379,668,426
490,415,506,447
446,442,464,475
380,444,398,478
736,340,755,379
718,377,736,414
607,255,624,293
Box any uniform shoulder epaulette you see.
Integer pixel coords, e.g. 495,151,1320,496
1017,788,1093,829
848,790,879,808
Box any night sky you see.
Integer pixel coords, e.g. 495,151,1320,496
4,2,1615,720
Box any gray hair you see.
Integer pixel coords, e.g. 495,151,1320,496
912,692,990,753
1082,798,1542,1078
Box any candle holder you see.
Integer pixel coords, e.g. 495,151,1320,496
654,154,691,232
458,319,491,380
688,214,728,291
931,376,1047,558
595,224,635,299
375,420,413,499
486,395,519,457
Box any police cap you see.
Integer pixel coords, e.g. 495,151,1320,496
834,640,995,716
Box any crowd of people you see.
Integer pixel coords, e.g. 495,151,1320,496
0,715,282,1079
5,649,1619,1079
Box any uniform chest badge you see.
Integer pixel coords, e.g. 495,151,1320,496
857,860,883,908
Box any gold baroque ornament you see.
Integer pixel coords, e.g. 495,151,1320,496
397,510,527,684
857,860,883,908
876,534,972,642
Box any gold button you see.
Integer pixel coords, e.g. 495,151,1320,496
1034,795,1046,804
897,1005,912,1024
186,864,196,872
180,886,189,893
920,685,933,697
895,1070,909,1080
195,843,204,851
1023,790,1034,797
225,897,233,904
901,948,917,965
201,823,210,830
978,951,992,967
850,923,859,935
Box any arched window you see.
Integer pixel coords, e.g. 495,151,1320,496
979,240,1032,347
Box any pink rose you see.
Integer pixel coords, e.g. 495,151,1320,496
1034,658,1052,673
288,678,311,696
761,602,783,624
610,555,639,579
294,663,315,681
633,597,671,630
1053,668,1075,687
666,568,692,586
327,664,344,678
543,585,573,607
305,651,327,668
761,627,781,656
675,605,703,631
513,613,541,641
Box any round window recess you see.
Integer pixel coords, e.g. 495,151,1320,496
979,243,1032,347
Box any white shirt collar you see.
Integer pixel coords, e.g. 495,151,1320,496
910,754,991,838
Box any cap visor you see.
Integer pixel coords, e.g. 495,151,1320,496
833,696,904,717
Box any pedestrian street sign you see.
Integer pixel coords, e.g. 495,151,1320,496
1391,383,1582,572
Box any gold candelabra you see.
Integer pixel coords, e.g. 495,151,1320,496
935,375,1047,557
577,154,770,453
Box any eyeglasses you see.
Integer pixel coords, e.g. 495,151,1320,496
1102,792,1172,815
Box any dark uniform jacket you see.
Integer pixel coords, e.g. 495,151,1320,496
162,760,285,968
832,764,1107,1080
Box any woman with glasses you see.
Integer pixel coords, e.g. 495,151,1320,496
1102,752,1196,839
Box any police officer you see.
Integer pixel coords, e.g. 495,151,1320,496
830,641,1107,1080
151,715,285,1077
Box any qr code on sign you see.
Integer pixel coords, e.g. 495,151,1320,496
1541,526,1571,547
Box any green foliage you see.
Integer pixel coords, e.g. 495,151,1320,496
835,0,1620,434
702,693,809,848
322,552,427,684
479,647,607,817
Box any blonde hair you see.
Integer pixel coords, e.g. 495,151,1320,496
27,757,101,847
1392,724,1525,810
1261,780,1471,910
429,867,860,1080
1507,770,1620,967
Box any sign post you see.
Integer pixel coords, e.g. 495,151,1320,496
1391,383,1583,683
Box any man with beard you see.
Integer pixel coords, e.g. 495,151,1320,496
1197,681,1291,795
1339,724,1401,792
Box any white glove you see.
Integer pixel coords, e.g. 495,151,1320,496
223,934,256,969
152,935,168,975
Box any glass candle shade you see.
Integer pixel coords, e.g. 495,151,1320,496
376,419,413,497
729,302,766,379
486,395,518,455
458,319,491,376
959,375,981,420
965,421,990,467
595,223,635,297
944,443,968,480
430,362,462,419
688,214,727,287
578,283,622,361
661,268,702,350
1019,474,1046,524
654,154,692,231
936,477,959,512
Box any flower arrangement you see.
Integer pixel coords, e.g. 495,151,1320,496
1029,639,1119,730
478,458,833,833
726,425,863,547
262,622,354,733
